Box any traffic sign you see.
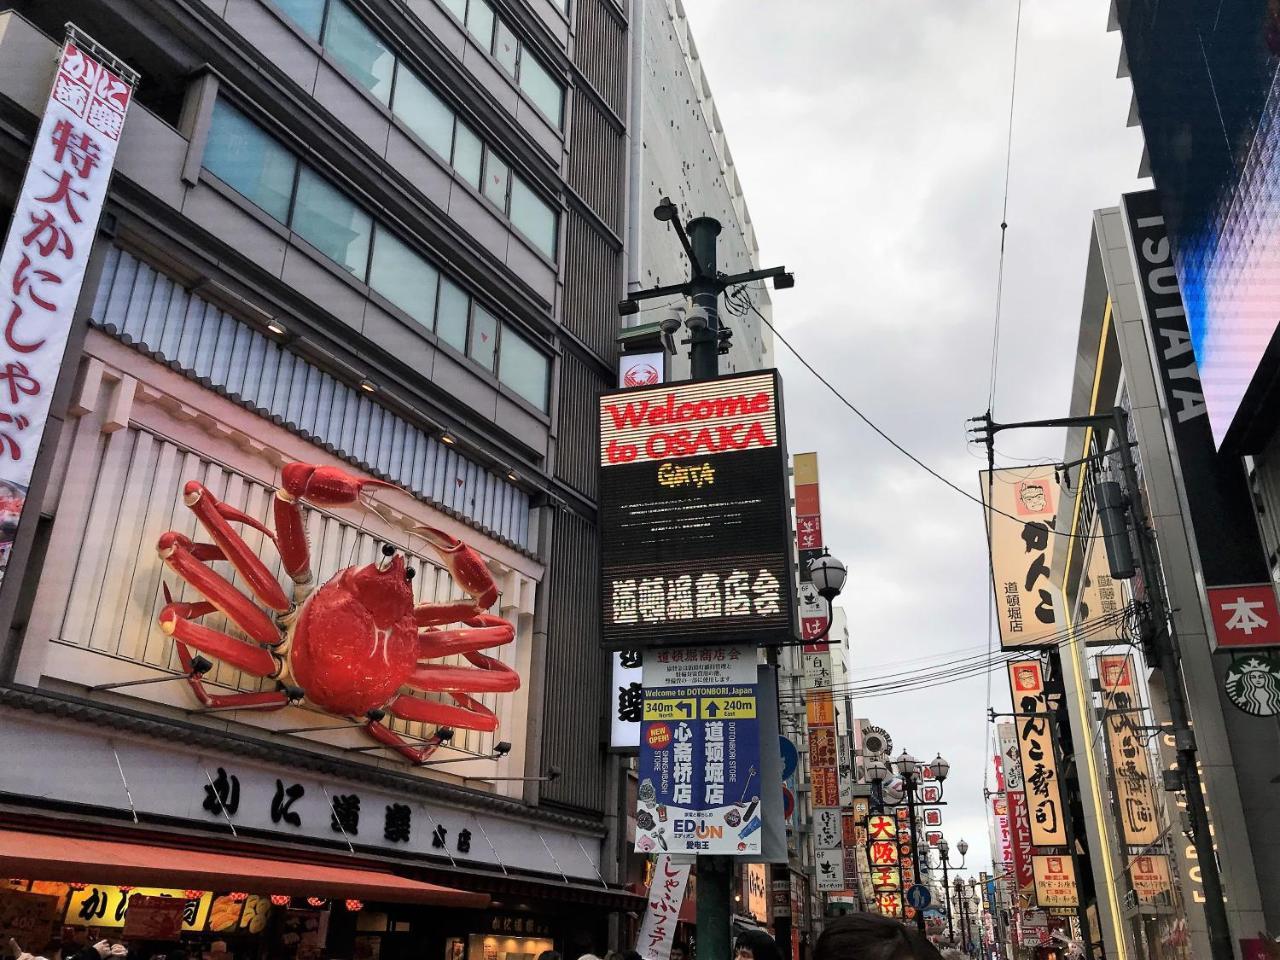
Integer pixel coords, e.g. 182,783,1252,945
905,884,932,910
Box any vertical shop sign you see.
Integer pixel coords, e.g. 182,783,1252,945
980,467,1060,648
634,855,690,960
1129,854,1173,904
1078,520,1126,640
996,721,1023,791
0,33,135,581
1007,791,1037,907
795,451,827,638
992,794,1013,868
1031,855,1079,908
1007,660,1067,847
1097,655,1161,846
636,647,762,855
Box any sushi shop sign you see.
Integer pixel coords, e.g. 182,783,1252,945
598,371,795,650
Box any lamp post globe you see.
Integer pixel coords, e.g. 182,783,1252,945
933,752,951,782
957,838,969,857
896,750,918,779
939,837,949,859
866,755,890,784
808,549,847,600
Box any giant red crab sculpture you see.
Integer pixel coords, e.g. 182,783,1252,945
154,462,518,764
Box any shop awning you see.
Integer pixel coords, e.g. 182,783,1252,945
0,829,488,908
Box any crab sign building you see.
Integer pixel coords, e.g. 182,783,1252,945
0,0,639,954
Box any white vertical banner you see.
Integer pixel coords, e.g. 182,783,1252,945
0,34,134,579
634,855,691,960
610,650,643,750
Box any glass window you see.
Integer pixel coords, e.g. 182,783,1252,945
392,68,454,160
203,100,298,222
499,326,549,411
518,55,563,127
369,227,439,328
494,21,519,77
323,0,394,104
441,0,467,20
435,277,470,353
465,0,495,50
452,121,483,188
482,151,510,209
468,304,498,372
291,165,373,277
509,177,557,258
271,0,324,39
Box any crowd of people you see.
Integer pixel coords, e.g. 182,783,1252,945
550,912,966,960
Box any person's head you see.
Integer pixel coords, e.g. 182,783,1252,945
535,952,562,960
576,954,601,960
813,914,943,960
669,945,687,960
603,953,624,960
732,930,780,960
621,952,642,960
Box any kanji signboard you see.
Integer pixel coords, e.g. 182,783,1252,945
1008,790,1036,907
1007,660,1067,847
635,855,690,960
1206,584,1280,650
1097,655,1160,846
0,34,134,582
1129,854,1173,905
980,466,1060,648
1031,855,1079,908
599,371,795,649
636,647,762,855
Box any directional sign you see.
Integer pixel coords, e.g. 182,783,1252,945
906,885,931,910
701,695,756,719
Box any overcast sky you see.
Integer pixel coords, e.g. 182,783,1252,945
688,1,1146,877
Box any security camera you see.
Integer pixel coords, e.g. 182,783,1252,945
493,740,512,756
685,309,709,332
659,315,681,355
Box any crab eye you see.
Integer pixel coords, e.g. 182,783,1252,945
381,544,395,557
405,567,416,582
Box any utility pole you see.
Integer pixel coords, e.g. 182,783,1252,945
972,408,1235,960
619,198,794,960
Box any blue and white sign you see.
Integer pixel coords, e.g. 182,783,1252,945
636,646,761,855
906,884,932,910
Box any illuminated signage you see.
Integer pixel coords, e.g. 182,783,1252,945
980,466,1059,648
1031,855,1079,908
1130,854,1173,904
1007,660,1068,847
599,370,795,649
1097,655,1161,846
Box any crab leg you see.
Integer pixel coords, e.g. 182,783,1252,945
157,532,281,647
417,615,515,658
159,597,280,678
182,481,290,612
172,640,290,711
386,689,502,732
362,719,449,764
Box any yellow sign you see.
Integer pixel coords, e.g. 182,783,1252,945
806,691,834,726
65,887,212,931
1130,854,1173,904
700,695,755,719
1078,518,1125,640
1008,660,1068,848
642,698,697,721
1098,654,1161,846
981,466,1060,648
1031,855,1079,908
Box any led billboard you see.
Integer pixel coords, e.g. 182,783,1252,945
598,370,795,649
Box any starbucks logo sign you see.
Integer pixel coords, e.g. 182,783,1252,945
1224,655,1280,717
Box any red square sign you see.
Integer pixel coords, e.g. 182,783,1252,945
1207,584,1280,650
923,808,942,827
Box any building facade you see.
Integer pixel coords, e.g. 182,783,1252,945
0,0,637,954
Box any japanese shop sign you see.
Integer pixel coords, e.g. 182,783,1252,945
992,794,1012,868
980,466,1059,648
1206,584,1280,650
1129,854,1173,905
120,895,187,940
619,350,665,389
635,855,690,960
1008,791,1037,907
1007,660,1067,847
66,887,211,931
814,808,842,848
599,370,795,649
815,848,845,892
0,34,134,581
875,892,902,918
611,649,644,750
794,452,827,638
1097,655,1160,846
1031,855,1079,908
1078,520,1126,641
996,721,1023,791
637,647,762,855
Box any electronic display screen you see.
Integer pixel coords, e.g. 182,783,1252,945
1119,1,1280,447
598,370,796,649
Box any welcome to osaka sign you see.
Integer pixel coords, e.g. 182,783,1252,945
598,370,795,650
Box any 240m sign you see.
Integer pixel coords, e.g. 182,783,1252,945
598,370,796,650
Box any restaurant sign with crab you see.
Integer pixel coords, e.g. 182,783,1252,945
154,462,518,763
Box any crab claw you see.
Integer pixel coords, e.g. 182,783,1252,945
416,525,499,609
280,463,399,507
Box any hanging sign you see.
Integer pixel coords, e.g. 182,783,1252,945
1031,855,1079,908
815,848,845,892
1130,854,1173,905
611,650,644,750
1097,655,1161,845
980,466,1059,648
1206,584,1280,650
599,370,795,649
996,721,1023,791
1007,660,1067,847
1223,654,1280,715
1007,790,1037,907
1078,518,1127,640
634,855,690,960
992,794,1013,868
0,33,135,582
636,647,762,855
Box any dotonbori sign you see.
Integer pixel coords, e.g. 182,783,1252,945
598,370,795,649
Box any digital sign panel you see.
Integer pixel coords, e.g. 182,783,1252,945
598,370,795,649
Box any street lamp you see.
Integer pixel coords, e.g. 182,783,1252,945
953,877,973,957
936,837,967,944
806,549,847,641
932,752,951,783
865,754,891,812
893,751,925,935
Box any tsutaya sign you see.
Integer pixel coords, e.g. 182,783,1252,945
980,466,1059,648
598,370,795,649
0,31,135,581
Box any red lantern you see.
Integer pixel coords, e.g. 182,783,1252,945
228,892,249,903
270,895,291,907
306,897,326,909
344,899,363,912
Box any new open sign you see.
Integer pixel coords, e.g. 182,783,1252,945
598,370,795,649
